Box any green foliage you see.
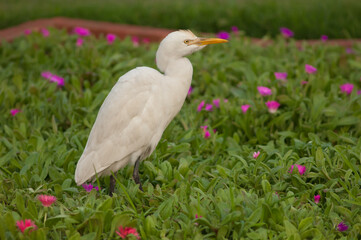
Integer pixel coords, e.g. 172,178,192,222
1,0,361,39
1,29,361,239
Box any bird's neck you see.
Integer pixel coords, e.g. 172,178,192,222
164,57,193,81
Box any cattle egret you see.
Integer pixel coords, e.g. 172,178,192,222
75,30,228,195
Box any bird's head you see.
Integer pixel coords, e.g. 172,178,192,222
156,30,228,72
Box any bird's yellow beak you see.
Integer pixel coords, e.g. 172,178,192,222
190,38,228,46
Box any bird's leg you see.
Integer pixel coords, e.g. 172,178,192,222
133,158,143,191
109,172,117,197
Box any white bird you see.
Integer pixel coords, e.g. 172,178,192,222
75,30,227,195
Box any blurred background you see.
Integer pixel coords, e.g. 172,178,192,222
0,0,360,39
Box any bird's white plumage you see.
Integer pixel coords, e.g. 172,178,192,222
75,30,226,185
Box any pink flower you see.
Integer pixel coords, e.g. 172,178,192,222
188,86,193,96
116,226,140,239
41,71,52,79
38,195,56,207
74,27,90,36
280,27,294,38
41,71,64,86
213,99,220,108
24,29,31,35
217,31,230,40
301,81,308,85
257,86,272,96
200,125,211,139
205,104,213,111
337,222,349,232
340,83,354,95
266,101,280,113
106,33,116,44
305,64,317,74
231,26,239,34
357,90,361,95
274,72,287,80
314,195,321,204
16,219,37,233
76,38,84,47
289,164,306,175
82,184,99,192
200,126,208,131
10,109,21,116
321,35,328,42
197,101,205,112
195,214,202,225
346,48,354,54
224,99,228,103
253,151,260,159
204,130,211,139
241,104,250,113
132,36,140,47
143,38,150,44
41,28,49,37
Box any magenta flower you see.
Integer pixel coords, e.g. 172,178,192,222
231,26,239,34
213,99,220,108
197,101,205,112
41,28,49,37
106,33,116,44
205,104,213,111
200,125,208,131
188,86,193,96
143,38,150,44
204,130,211,139
132,36,140,47
346,48,354,54
301,81,308,85
195,214,202,225
24,29,31,35
217,31,230,40
82,184,99,192
16,219,37,233
241,104,250,113
38,195,56,207
253,151,260,159
74,27,90,36
274,72,287,80
41,71,64,86
305,64,317,74
289,164,306,175
266,101,280,113
116,226,140,239
357,90,361,95
10,109,21,116
321,35,328,42
280,27,294,38
76,38,84,47
200,126,211,139
340,83,354,95
257,86,272,96
337,222,349,232
314,195,321,204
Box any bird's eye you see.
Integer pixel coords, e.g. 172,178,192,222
184,40,190,44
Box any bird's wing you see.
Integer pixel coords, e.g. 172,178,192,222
75,67,167,185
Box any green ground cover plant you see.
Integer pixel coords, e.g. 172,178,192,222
0,28,361,239
1,0,361,39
